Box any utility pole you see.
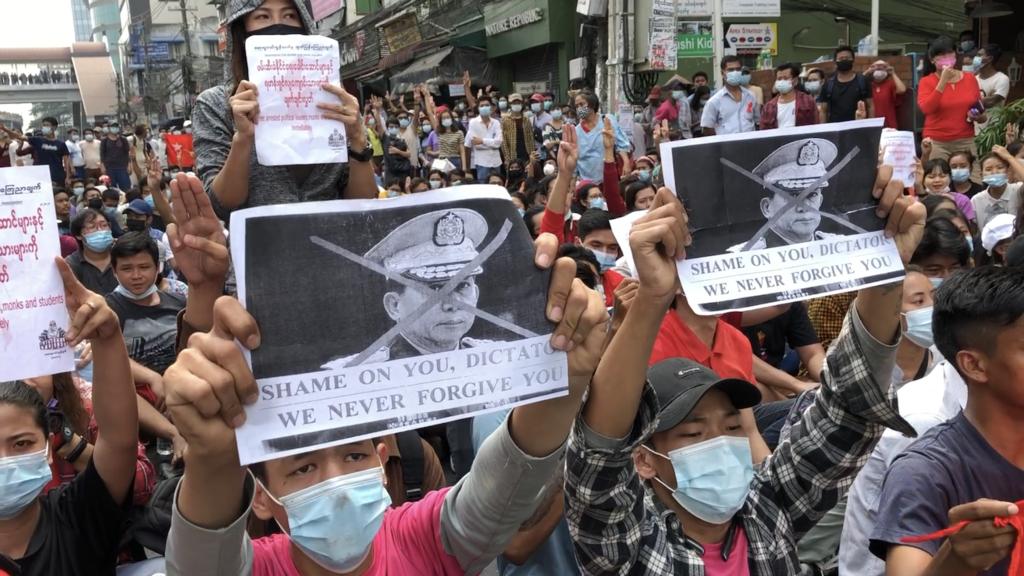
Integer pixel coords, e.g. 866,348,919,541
164,0,196,116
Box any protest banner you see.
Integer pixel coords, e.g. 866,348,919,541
163,133,194,169
879,129,918,194
0,166,75,381
660,119,905,314
230,187,567,464
245,34,347,167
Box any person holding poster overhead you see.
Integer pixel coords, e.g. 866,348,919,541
192,0,376,217
0,260,139,576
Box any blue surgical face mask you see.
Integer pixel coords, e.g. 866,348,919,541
84,229,114,252
672,90,685,101
588,197,607,211
428,179,442,189
646,435,753,524
544,100,553,110
804,80,822,94
421,124,432,134
739,73,752,86
511,103,523,113
531,103,542,113
984,173,1009,188
264,467,391,573
441,118,453,128
950,168,971,183
638,169,652,182
41,126,54,136
0,446,52,520
398,118,410,128
962,64,976,74
479,106,492,117
973,55,984,69
551,109,563,120
725,70,744,86
590,248,617,272
114,283,158,301
387,127,399,137
929,276,944,289
144,195,155,208
498,100,508,111
72,186,85,196
902,306,934,349
774,79,794,94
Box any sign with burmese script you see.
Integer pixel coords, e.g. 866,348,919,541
660,119,905,313
230,186,566,464
0,166,75,381
246,34,346,166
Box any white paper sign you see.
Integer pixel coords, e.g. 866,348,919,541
879,130,918,192
246,35,347,166
0,166,75,380
610,210,648,277
230,187,568,464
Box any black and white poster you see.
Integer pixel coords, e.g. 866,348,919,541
660,119,905,314
230,187,566,464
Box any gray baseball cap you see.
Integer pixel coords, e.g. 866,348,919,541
649,358,762,433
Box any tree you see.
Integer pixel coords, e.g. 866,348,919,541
28,102,74,131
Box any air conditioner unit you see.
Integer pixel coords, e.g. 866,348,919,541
577,0,607,17
570,57,588,81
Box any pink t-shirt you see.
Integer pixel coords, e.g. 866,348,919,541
251,487,465,576
701,525,751,575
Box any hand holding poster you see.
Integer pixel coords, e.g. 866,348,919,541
0,166,75,380
230,187,567,464
659,119,905,314
879,130,917,193
246,35,347,166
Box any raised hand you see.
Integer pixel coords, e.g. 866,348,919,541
601,116,615,152
872,165,926,264
629,188,690,305
55,258,120,345
557,123,578,175
229,80,259,138
165,174,229,288
855,100,867,120
319,83,365,146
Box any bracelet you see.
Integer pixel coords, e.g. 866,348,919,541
65,437,88,463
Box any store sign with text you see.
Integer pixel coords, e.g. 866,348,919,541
679,0,780,17
485,8,544,37
726,23,778,55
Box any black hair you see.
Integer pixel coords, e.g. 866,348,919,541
911,217,970,267
775,62,801,79
578,209,612,241
111,231,159,267
920,194,957,217
624,179,657,212
427,169,446,181
692,85,711,104
928,36,957,60
980,152,1009,170
948,149,976,166
41,116,58,127
386,117,399,127
575,90,600,113
933,266,1024,379
557,243,601,289
833,45,855,60
720,55,741,70
0,380,47,433
692,71,709,82
478,95,493,106
524,205,545,238
574,181,601,213
923,158,952,176
959,29,975,41
409,177,428,192
70,208,103,239
384,178,403,190
981,43,1003,65
101,188,120,201
1007,141,1023,157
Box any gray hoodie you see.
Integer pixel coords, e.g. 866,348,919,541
192,0,350,219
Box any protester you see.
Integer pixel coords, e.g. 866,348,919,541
972,149,1023,231
803,68,825,99
1,118,73,187
817,46,872,123
465,95,503,182
54,188,72,235
65,127,85,180
975,44,1010,113
742,301,825,381
99,123,132,192
760,62,818,130
500,93,534,167
191,0,374,217
565,172,924,573
917,36,985,163
0,259,139,575
919,158,977,223
79,128,102,181
435,107,467,171
654,78,693,139
912,217,972,287
866,60,906,129
574,90,630,183
981,213,1015,265
66,208,118,294
541,104,566,160
624,178,656,213
702,55,760,135
947,149,985,197
872,266,1024,576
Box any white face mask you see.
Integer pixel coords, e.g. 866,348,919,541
543,163,556,176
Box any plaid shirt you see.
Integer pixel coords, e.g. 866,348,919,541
565,306,915,575
807,292,856,351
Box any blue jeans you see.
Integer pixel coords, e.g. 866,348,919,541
475,165,499,182
108,167,131,191
74,166,85,180
446,156,463,172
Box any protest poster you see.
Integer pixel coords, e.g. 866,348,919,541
879,129,918,194
164,133,194,169
230,186,567,464
660,118,905,314
0,166,75,381
245,34,347,167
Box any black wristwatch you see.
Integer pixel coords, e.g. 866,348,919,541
348,142,373,163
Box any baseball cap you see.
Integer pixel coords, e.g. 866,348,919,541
126,198,153,215
648,358,761,433
530,93,545,103
648,85,662,101
508,93,524,103
982,213,1015,254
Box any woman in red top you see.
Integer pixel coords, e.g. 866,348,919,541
917,36,986,164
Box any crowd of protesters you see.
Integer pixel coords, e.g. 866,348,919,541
2,0,1024,574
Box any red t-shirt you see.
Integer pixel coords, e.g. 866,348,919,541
917,72,981,141
649,311,755,382
250,487,464,576
702,524,751,575
871,78,902,130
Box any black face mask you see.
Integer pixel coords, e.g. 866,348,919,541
126,219,147,232
836,60,854,72
247,23,305,37
87,198,103,211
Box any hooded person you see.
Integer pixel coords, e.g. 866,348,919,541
192,0,376,219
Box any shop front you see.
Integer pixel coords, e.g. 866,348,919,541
482,0,576,100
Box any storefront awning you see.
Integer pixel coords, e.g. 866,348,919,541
390,46,496,94
71,54,118,117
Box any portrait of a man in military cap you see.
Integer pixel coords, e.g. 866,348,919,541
729,138,842,252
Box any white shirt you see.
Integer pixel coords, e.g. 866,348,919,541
65,139,84,167
839,361,967,576
971,181,1022,231
975,71,1010,133
150,137,166,168
464,116,503,168
700,86,760,134
776,99,797,128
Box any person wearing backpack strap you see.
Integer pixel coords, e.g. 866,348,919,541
817,46,874,123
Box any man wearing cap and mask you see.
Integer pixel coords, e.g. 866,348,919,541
501,93,536,168
322,208,501,370
729,138,844,252
565,184,924,574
